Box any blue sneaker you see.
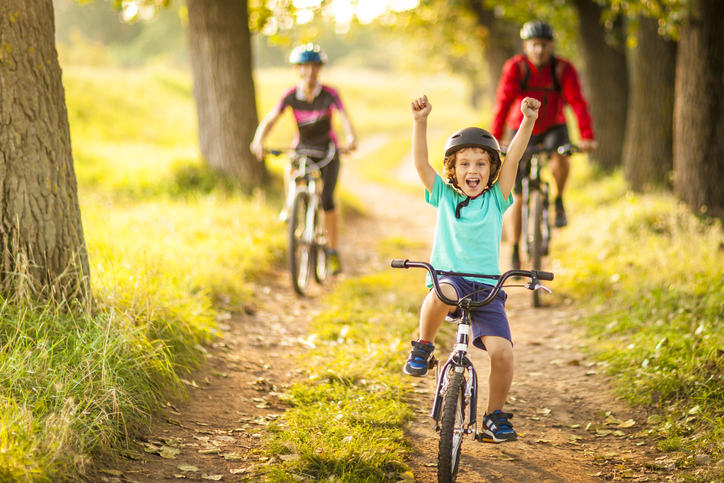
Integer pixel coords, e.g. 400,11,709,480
480,410,517,443
403,340,434,376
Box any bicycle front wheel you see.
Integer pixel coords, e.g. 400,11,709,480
438,370,466,483
313,203,328,284
289,191,312,295
529,189,544,307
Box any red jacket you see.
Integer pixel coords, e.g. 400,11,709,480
490,54,595,141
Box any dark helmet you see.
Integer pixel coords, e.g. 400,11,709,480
289,43,328,64
444,127,500,158
520,21,554,40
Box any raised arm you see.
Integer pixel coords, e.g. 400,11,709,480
411,95,436,193
496,97,540,198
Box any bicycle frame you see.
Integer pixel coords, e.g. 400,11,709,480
391,258,553,430
290,155,323,247
502,143,576,307
430,315,480,433
269,146,335,294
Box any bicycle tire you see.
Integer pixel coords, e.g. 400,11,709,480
530,189,544,307
289,191,312,295
438,370,466,483
313,203,328,284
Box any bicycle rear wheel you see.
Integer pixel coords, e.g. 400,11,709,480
529,189,544,307
438,370,466,483
313,203,328,284
289,191,312,295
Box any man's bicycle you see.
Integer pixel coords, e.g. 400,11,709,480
391,259,553,483
504,143,577,307
268,147,335,295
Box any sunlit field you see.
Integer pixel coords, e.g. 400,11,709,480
0,58,482,480
2,50,723,480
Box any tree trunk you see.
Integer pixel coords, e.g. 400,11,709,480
673,0,724,220
0,0,90,302
466,1,520,101
572,0,628,171
622,15,677,192
186,0,267,188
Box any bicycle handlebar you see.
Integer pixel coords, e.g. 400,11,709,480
265,146,350,157
500,143,579,157
390,259,553,308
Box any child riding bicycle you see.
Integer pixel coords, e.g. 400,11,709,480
250,44,357,275
407,94,540,443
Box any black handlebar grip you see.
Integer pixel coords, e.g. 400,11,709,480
537,271,554,281
390,259,408,268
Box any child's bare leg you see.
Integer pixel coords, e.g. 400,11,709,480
419,283,457,342
481,335,514,413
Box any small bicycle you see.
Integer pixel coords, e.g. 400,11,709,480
391,259,553,483
267,146,335,295
503,143,577,307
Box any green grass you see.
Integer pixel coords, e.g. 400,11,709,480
263,269,429,482
551,158,724,480
0,53,483,481
9,47,724,482
0,62,291,481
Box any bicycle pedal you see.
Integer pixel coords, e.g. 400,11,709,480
427,355,438,369
474,432,484,442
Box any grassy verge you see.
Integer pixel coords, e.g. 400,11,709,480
263,250,431,482
551,158,724,479
0,64,288,481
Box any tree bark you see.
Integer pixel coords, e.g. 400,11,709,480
0,0,90,302
673,0,724,220
572,0,628,171
186,0,267,188
622,15,677,192
466,1,520,101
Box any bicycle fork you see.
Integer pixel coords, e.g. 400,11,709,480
430,318,480,438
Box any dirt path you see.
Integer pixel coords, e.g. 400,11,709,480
84,146,682,483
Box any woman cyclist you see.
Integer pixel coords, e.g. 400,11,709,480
250,44,357,275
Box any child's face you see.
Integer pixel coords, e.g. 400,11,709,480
455,148,491,197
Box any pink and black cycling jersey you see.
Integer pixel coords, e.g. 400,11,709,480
273,83,344,149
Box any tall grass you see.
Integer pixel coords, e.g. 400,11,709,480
552,159,724,478
0,62,289,480
264,266,430,482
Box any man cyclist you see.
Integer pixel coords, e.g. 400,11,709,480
490,21,596,270
250,43,357,275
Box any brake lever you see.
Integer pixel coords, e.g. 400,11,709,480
530,283,552,294
525,273,552,294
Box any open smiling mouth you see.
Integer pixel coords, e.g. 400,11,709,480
465,179,481,189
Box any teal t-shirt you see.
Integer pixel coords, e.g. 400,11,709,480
425,174,514,287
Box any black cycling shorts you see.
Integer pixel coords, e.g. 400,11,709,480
294,146,340,212
511,124,570,194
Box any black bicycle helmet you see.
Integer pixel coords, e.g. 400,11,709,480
444,127,501,158
289,43,328,64
520,21,554,40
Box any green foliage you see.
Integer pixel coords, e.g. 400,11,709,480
601,0,690,41
0,300,183,481
552,158,724,466
264,270,428,482
0,62,288,481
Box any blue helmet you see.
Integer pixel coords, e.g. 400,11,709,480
520,21,554,40
289,44,328,64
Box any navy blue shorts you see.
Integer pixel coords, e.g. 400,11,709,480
438,275,511,351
